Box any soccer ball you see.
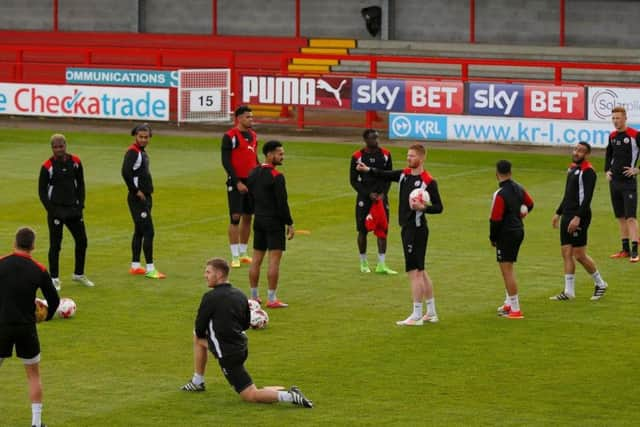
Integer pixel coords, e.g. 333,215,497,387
248,299,261,311
34,298,48,322
250,308,269,329
57,297,77,319
409,188,431,208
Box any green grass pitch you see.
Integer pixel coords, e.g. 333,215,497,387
0,127,638,426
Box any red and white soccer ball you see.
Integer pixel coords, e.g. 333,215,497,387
248,299,261,312
250,308,269,329
57,297,77,319
409,188,431,209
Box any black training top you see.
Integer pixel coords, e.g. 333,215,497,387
38,154,85,210
605,127,640,182
122,142,153,195
247,163,294,225
371,167,443,228
194,283,250,359
350,147,392,198
556,160,596,220
0,252,59,325
489,179,534,243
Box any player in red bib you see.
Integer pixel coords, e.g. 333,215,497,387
222,106,259,268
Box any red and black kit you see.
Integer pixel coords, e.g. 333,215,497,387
490,180,534,262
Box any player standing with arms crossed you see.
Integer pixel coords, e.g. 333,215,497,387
0,227,59,427
606,106,640,262
247,141,294,308
490,160,534,319
357,144,443,325
38,133,94,290
350,129,397,274
122,124,166,279
222,106,259,268
550,142,609,301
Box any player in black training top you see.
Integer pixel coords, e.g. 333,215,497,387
550,142,609,301
121,124,165,279
0,227,59,427
247,140,294,308
350,129,397,274
605,106,640,262
490,160,534,319
221,106,259,267
38,133,94,290
181,258,312,408
357,144,443,326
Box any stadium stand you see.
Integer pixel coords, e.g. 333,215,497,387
327,40,640,83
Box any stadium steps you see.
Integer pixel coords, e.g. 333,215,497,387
330,40,640,83
249,105,292,118
287,39,353,73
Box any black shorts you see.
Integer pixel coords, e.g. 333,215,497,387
127,192,153,224
217,350,253,393
355,196,389,233
227,178,253,219
495,229,524,263
560,215,590,247
609,179,637,219
401,225,428,272
0,324,40,360
253,217,286,251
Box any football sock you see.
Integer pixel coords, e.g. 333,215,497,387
32,403,42,427
425,298,437,317
268,289,276,302
592,270,606,288
632,241,638,256
359,253,367,262
622,238,630,253
411,302,423,320
192,373,205,386
131,262,141,269
146,263,155,273
278,391,293,402
251,287,259,299
378,253,385,263
504,290,510,305
508,294,520,312
239,244,248,255
230,244,240,258
564,274,576,296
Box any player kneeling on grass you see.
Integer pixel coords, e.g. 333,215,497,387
181,258,312,408
490,160,534,319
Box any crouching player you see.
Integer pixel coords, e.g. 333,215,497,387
181,258,312,408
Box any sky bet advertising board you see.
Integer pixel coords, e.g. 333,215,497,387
349,78,585,120
466,83,585,119
0,83,169,121
351,78,464,114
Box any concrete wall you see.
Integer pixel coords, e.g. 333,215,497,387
475,0,559,45
566,0,639,48
218,0,295,36
58,0,137,32
0,0,639,48
142,0,211,34
300,0,383,38
0,0,52,30
393,0,468,42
